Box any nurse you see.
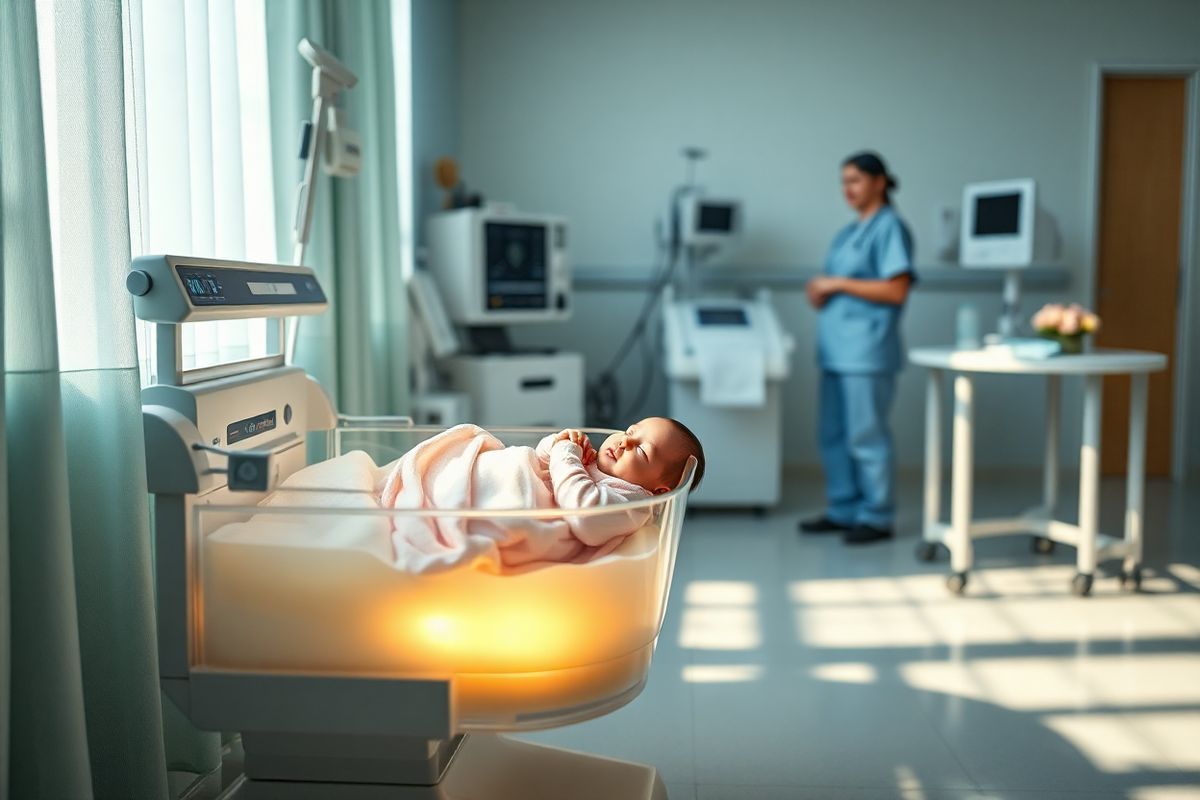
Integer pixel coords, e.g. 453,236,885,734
799,151,915,545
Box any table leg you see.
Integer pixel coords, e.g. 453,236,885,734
1124,373,1148,575
923,369,944,541
1043,375,1060,518
950,374,974,575
1077,374,1103,579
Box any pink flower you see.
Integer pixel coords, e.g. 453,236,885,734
1059,308,1081,335
1032,303,1064,331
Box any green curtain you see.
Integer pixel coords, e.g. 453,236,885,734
1,0,168,797
266,0,410,418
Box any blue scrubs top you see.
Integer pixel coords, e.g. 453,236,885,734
816,205,915,374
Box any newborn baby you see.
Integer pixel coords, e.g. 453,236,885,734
540,416,705,498
379,417,705,572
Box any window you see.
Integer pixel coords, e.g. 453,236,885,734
129,0,277,384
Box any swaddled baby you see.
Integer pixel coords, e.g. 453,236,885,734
378,418,705,573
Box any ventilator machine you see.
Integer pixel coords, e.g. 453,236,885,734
660,149,794,509
130,254,694,799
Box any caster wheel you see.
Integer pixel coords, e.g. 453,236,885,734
1031,536,1056,555
915,541,941,562
1120,566,1143,592
1071,572,1094,597
946,572,968,595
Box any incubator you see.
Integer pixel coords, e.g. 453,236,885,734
131,255,694,798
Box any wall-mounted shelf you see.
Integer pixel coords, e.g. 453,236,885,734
573,265,1072,293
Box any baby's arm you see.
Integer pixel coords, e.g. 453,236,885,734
548,441,649,546
537,429,595,465
535,433,558,464
547,440,607,509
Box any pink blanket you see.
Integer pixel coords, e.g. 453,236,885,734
378,424,651,573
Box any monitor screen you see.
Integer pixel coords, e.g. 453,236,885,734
697,203,735,233
973,192,1022,236
484,222,548,311
697,307,749,326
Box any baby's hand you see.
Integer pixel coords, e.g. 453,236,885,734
555,429,597,465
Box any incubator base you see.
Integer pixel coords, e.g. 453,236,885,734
222,734,668,799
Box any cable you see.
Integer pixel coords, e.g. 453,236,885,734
586,233,680,426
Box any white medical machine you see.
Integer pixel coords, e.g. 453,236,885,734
130,254,694,799
422,206,584,427
663,289,792,509
657,149,793,509
960,178,1056,339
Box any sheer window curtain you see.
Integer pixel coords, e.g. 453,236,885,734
3,0,410,795
265,0,410,417
131,0,278,383
3,0,167,797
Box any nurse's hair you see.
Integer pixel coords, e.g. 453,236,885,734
842,151,898,203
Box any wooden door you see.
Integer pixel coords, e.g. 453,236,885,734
1095,76,1186,477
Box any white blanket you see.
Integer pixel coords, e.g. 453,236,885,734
378,424,651,573
217,427,654,574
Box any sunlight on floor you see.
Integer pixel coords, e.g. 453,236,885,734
680,580,763,650
809,661,878,684
681,664,764,683
1043,713,1184,773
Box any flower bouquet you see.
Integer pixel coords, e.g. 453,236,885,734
1031,303,1100,354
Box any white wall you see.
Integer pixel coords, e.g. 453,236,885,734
454,0,1200,468
410,0,459,238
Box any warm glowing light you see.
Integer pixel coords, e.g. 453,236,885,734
682,664,763,683
810,662,877,684
421,615,459,644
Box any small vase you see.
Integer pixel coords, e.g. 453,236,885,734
1039,331,1085,354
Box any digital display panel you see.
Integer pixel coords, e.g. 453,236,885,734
176,265,325,307
973,193,1022,236
247,281,298,296
697,307,749,326
183,274,223,297
484,222,548,311
227,410,277,444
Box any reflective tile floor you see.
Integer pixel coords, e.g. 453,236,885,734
516,468,1200,800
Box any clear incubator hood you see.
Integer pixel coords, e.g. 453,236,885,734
193,425,692,731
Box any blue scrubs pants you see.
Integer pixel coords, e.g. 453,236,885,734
818,371,896,528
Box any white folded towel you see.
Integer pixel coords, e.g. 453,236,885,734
698,342,767,407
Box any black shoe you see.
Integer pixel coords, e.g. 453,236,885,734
799,515,852,534
844,524,894,545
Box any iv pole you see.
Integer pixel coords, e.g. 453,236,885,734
285,38,358,364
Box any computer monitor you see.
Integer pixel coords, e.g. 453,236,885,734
426,207,571,326
960,178,1037,268
679,194,742,247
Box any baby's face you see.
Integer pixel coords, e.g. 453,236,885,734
596,417,685,495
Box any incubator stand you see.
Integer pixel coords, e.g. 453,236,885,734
130,255,693,799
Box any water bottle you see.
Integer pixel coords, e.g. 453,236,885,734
956,304,981,350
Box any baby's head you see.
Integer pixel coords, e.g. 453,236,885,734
596,417,705,495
